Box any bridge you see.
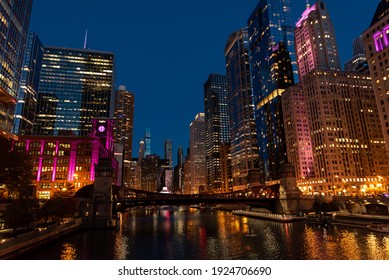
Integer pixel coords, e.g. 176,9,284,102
115,185,281,212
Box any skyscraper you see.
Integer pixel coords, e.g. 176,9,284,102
113,85,135,186
190,113,206,194
204,74,230,192
33,47,114,136
296,1,389,194
294,1,340,80
13,32,44,136
225,28,261,190
363,0,389,155
247,0,296,181
164,138,173,169
144,128,151,156
0,0,33,137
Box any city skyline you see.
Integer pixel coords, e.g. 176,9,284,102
28,0,380,158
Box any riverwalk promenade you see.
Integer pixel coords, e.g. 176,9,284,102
0,218,82,259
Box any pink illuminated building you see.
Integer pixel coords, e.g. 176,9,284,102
295,1,340,80
282,84,315,183
363,0,389,155
15,119,118,199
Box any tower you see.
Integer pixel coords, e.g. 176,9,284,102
33,47,114,136
204,74,230,192
247,0,296,181
164,139,173,169
190,113,206,194
113,85,135,187
144,128,151,156
13,32,44,136
0,0,33,138
294,1,341,80
225,28,261,190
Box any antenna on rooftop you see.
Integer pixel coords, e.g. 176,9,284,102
83,29,88,49
306,0,310,8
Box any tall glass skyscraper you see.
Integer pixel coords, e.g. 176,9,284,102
204,74,230,192
13,32,44,136
247,0,296,181
225,28,261,189
0,0,33,137
113,85,135,186
33,47,115,136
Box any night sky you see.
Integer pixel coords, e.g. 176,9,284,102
29,0,380,162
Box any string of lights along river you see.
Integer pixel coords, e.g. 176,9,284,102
20,208,389,260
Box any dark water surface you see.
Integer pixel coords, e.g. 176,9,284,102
19,207,389,260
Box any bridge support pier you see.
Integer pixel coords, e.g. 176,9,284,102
276,163,314,214
81,158,116,229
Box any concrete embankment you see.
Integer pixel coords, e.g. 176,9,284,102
0,218,82,260
232,210,306,222
332,213,389,228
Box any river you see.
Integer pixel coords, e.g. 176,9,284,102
19,207,389,260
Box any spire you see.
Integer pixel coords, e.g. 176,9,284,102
306,0,310,9
83,29,88,49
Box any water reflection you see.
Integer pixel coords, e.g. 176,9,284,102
60,243,77,260
20,208,389,260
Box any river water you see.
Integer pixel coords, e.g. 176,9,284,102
19,207,389,260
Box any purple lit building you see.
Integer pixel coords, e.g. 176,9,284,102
15,119,118,199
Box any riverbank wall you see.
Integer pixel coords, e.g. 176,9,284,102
0,218,82,260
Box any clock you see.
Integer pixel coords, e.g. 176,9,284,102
98,125,106,133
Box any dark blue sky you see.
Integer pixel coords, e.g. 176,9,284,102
29,0,379,161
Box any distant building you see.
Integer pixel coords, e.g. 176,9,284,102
33,47,114,136
173,147,184,193
363,0,389,155
15,119,119,199
344,36,369,73
190,113,206,194
0,0,33,138
164,139,173,169
141,154,161,192
113,85,135,186
225,28,261,190
204,75,230,192
144,129,151,156
13,32,44,136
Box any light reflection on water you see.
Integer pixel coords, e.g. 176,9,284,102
21,208,389,260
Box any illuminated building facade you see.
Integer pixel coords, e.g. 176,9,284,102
247,0,296,181
33,47,114,136
113,85,134,186
295,1,341,80
302,69,389,194
225,28,261,190
141,154,161,192
281,84,315,182
144,128,151,156
204,74,230,192
0,0,33,137
363,0,389,155
190,113,206,194
15,119,118,199
13,32,44,136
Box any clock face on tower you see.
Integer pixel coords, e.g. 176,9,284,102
98,125,106,133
